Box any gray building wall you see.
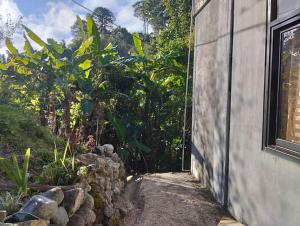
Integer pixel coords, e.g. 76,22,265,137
191,0,232,204
192,0,300,225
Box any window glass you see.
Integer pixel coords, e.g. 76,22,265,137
278,0,300,17
279,26,300,143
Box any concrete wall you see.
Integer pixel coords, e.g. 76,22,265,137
192,0,300,225
191,0,232,204
228,0,300,225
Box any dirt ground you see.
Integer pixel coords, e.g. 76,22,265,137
122,172,225,226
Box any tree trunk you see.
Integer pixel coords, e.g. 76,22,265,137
49,92,57,134
63,92,71,138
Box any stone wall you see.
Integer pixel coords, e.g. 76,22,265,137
1,144,128,226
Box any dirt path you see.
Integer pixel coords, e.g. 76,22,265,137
122,172,224,226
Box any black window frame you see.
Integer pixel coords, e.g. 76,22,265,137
264,8,300,160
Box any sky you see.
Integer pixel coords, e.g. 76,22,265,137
0,0,144,54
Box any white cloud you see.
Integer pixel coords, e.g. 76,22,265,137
82,0,145,32
0,0,23,54
24,1,78,43
83,0,118,12
0,0,22,21
116,5,144,32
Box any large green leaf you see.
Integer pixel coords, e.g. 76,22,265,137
5,38,19,54
129,136,151,153
79,59,92,78
22,148,30,192
23,25,47,48
0,62,8,70
77,16,86,41
108,113,127,143
86,16,93,38
23,35,34,57
133,33,145,57
104,43,113,50
76,37,94,57
47,39,64,54
86,16,101,51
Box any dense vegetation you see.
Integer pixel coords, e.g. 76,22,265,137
0,0,192,173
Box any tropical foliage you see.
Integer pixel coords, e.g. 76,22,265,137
0,1,192,173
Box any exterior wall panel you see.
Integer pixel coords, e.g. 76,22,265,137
192,0,300,225
191,0,231,204
229,0,300,225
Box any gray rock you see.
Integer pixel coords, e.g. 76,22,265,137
62,188,84,217
111,153,120,162
78,181,91,193
103,144,114,156
42,187,64,205
3,219,49,226
51,207,69,226
5,212,39,223
104,205,113,218
82,193,94,209
0,210,7,222
19,195,58,220
67,214,84,226
76,207,96,225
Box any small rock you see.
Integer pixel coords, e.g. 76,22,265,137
103,144,114,156
104,205,113,218
67,214,85,226
18,195,58,220
93,146,105,156
82,193,94,209
51,207,69,226
42,187,64,205
62,188,85,217
78,181,91,193
76,207,96,225
0,210,7,222
111,153,120,162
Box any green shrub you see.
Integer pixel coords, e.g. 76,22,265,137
0,148,30,195
36,140,76,185
0,192,22,214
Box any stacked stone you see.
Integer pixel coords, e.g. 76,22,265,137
3,186,96,226
2,144,127,226
77,144,127,225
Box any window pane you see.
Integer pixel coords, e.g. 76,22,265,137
279,26,300,143
278,0,300,18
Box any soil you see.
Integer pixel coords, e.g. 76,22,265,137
122,172,225,226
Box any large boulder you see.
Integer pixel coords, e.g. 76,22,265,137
50,207,69,226
62,188,85,217
7,195,58,221
76,207,96,226
67,214,85,226
82,193,94,209
42,187,64,205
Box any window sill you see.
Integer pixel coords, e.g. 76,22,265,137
265,145,300,160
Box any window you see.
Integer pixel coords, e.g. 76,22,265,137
264,5,300,158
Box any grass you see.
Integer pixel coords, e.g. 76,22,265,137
0,104,64,165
